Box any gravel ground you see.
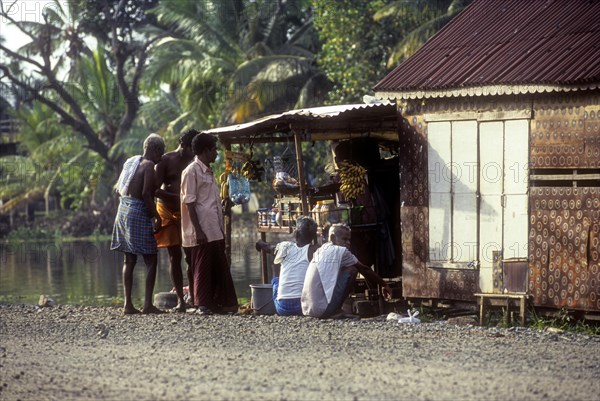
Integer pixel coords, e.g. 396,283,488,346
1,303,599,401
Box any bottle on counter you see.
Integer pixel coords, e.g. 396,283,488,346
311,202,322,226
320,200,335,224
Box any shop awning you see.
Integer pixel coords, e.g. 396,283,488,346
203,102,399,145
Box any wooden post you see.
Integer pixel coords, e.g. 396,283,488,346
223,143,232,266
293,130,309,215
479,295,485,325
260,231,268,284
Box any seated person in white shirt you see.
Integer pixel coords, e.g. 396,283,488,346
255,216,318,316
301,223,391,319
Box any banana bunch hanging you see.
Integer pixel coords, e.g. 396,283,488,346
219,171,229,200
338,161,367,201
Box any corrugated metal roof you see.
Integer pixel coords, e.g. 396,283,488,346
374,0,600,94
204,102,399,144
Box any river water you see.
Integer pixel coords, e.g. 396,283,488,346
0,235,272,306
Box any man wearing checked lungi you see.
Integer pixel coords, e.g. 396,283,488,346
181,133,238,315
111,133,165,315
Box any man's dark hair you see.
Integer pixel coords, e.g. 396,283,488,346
192,133,218,155
180,129,199,147
295,216,318,242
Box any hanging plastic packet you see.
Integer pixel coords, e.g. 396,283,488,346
228,173,250,205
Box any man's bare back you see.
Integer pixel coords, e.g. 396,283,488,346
127,159,157,200
155,148,194,212
154,131,196,212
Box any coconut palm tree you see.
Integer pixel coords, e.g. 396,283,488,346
148,0,328,126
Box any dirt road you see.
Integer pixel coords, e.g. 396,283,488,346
1,304,598,401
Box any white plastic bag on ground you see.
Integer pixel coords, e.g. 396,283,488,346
398,310,420,324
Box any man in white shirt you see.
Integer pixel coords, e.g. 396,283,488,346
301,224,391,319
180,133,238,315
256,216,318,315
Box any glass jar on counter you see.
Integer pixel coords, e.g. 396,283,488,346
257,208,269,226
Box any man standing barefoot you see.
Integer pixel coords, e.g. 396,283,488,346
154,129,197,311
111,133,165,315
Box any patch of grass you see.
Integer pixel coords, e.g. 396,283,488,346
530,308,600,335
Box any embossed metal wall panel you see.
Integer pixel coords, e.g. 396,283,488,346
529,187,600,311
531,96,600,169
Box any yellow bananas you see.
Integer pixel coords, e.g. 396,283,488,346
219,171,229,200
338,161,367,201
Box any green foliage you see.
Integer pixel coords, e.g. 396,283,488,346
7,226,58,243
313,0,392,104
1,0,474,234
313,0,472,103
147,0,325,127
77,0,159,42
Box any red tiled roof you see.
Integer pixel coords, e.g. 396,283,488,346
374,0,600,93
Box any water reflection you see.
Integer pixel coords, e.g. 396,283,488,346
0,236,275,306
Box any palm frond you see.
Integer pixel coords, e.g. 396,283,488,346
386,13,455,68
294,73,330,109
373,1,423,21
233,56,312,88
0,188,44,214
108,128,148,160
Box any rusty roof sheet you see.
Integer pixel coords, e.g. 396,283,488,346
203,102,399,144
374,0,600,93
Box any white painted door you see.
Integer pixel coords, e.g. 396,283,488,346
452,121,478,262
428,122,452,262
427,119,529,282
503,120,529,260
478,120,529,292
479,122,504,291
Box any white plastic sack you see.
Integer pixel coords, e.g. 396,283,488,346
398,310,420,324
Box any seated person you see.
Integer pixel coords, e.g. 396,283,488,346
256,216,319,316
301,223,391,319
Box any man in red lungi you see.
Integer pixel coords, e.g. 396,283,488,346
180,133,238,315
